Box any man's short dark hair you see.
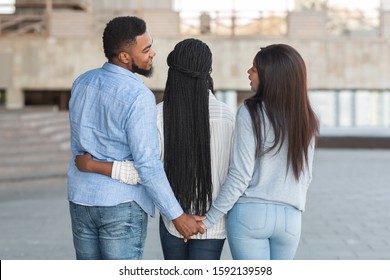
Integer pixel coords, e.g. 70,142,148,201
102,16,146,60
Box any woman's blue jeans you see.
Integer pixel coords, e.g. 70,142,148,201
159,216,225,260
69,201,147,260
227,203,302,260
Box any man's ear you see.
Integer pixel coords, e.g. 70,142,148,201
118,52,131,64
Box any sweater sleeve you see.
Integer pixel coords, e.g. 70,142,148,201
204,105,257,229
112,161,141,185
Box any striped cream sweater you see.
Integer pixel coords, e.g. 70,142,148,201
112,92,235,239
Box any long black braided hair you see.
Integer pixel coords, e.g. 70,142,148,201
162,38,213,215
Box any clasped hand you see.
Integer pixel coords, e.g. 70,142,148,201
75,153,209,241
172,213,208,241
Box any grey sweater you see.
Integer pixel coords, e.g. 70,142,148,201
204,104,315,229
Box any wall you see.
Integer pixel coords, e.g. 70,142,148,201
1,33,390,109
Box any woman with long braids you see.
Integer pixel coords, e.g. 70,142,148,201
200,44,319,260
74,38,235,260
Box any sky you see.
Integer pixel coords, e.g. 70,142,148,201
0,0,381,14
0,0,14,13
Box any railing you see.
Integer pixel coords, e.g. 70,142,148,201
177,8,380,37
15,0,89,10
327,9,379,36
0,14,46,35
179,10,287,36
0,0,90,35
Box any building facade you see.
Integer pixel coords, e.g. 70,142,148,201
1,0,390,130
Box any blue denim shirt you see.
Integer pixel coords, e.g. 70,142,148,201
67,62,183,220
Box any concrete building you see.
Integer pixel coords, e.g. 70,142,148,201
0,0,390,132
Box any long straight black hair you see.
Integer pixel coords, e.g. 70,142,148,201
162,38,213,215
245,44,319,181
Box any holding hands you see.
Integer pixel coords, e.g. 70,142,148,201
75,152,208,240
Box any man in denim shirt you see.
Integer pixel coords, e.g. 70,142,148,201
67,16,203,260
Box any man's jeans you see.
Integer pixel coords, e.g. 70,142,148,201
69,201,147,260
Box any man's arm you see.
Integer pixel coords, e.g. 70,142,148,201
75,152,204,239
75,152,203,238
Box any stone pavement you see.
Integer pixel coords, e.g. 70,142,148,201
1,109,390,260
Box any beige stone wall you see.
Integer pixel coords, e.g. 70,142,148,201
0,36,105,108
202,37,390,91
50,11,93,38
1,34,390,109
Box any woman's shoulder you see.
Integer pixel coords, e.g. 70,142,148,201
236,103,251,118
209,95,235,122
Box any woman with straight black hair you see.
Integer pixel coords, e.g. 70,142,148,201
75,38,235,260
201,44,319,260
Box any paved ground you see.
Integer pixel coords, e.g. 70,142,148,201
1,109,390,260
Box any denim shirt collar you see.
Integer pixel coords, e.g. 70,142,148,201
102,62,144,84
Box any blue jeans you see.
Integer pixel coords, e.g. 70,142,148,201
159,216,225,260
227,203,301,260
69,201,147,260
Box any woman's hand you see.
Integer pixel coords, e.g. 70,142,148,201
193,215,207,232
75,152,93,172
75,153,113,177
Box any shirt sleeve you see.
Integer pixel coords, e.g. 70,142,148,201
204,105,256,229
112,161,141,185
125,90,183,220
